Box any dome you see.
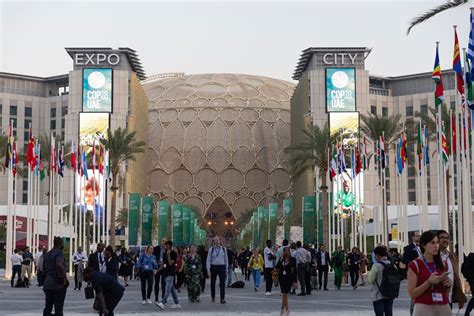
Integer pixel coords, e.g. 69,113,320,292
143,73,295,237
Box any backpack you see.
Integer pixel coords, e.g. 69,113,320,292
231,280,245,288
375,261,401,299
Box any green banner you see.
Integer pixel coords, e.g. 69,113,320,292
190,212,196,245
302,195,316,244
141,196,154,246
172,204,183,246
283,198,293,241
128,193,141,245
158,200,169,240
268,203,278,241
252,213,258,249
182,206,191,245
258,206,268,247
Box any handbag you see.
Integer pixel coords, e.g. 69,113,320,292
84,283,95,299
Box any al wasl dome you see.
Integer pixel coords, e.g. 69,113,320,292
143,73,295,238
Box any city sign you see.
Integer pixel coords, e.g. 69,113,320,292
326,67,356,112
323,53,358,65
74,53,120,66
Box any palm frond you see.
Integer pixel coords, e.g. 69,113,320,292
407,0,470,35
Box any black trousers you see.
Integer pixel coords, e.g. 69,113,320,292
73,265,82,289
350,268,359,287
99,291,124,316
466,281,474,315
43,288,67,316
318,265,329,289
210,265,226,300
305,266,312,293
297,263,307,294
140,271,154,300
154,271,165,301
264,268,273,292
11,265,21,287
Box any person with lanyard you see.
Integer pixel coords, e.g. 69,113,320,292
72,246,87,290
88,243,106,273
331,245,345,290
206,236,229,304
275,246,297,316
135,245,158,305
407,231,452,316
156,240,181,310
263,239,276,295
153,237,167,302
347,247,361,290
436,230,466,311
83,267,125,316
248,247,264,291
184,244,203,302
293,241,310,296
316,244,331,291
104,246,119,278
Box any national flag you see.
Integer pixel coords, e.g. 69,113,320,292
351,148,355,179
441,124,449,169
417,122,423,175
380,134,386,169
58,146,64,177
362,136,368,170
423,126,430,166
401,132,408,164
329,148,337,181
82,149,89,180
397,136,403,175
465,52,474,109
39,153,45,182
98,143,104,175
50,136,56,173
91,140,96,171
12,141,17,177
77,142,83,176
70,140,76,172
355,143,362,175
35,142,40,176
453,28,464,95
451,111,457,154
468,11,474,78
432,45,445,108
340,143,350,178
26,124,36,170
4,121,13,169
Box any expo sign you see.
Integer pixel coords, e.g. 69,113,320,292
74,53,120,66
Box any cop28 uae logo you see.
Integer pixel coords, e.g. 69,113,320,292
331,71,349,89
174,209,182,218
88,71,107,89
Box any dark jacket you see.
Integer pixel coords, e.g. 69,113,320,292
315,251,331,268
276,256,297,284
402,243,420,265
88,251,103,272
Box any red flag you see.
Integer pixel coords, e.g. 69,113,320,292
26,124,36,170
70,140,76,172
51,137,56,173
355,143,362,175
99,143,104,175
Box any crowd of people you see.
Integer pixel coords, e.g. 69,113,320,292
8,230,474,316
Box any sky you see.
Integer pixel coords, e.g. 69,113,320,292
0,0,473,82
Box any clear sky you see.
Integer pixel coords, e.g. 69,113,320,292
0,0,472,82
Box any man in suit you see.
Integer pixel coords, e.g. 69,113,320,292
402,231,421,265
88,243,105,272
315,244,331,291
153,237,167,302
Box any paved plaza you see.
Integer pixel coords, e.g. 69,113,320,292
0,271,469,315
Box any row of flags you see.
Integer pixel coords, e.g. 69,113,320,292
329,137,369,181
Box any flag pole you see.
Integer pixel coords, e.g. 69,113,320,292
449,109,457,253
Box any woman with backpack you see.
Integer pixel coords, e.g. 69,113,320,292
407,231,451,316
275,246,297,316
331,246,345,290
368,246,395,316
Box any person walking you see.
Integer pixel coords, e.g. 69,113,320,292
34,246,44,286
368,246,394,316
248,248,264,292
136,245,158,304
407,231,451,316
11,249,23,287
359,251,368,286
348,247,361,290
83,267,125,316
275,246,297,316
105,246,119,278
294,241,310,296
239,246,252,281
42,237,69,316
184,244,202,302
37,247,47,287
462,252,474,315
153,238,167,302
88,243,106,273
72,246,87,290
175,247,185,293
226,247,236,288
118,248,133,287
21,247,33,286
206,236,229,304
263,240,276,295
197,245,208,293
156,240,181,310
316,244,331,291
332,246,345,290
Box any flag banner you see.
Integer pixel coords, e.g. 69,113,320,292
316,192,328,244
128,193,140,246
182,206,191,245
257,206,268,247
172,204,183,246
453,28,464,95
141,196,154,246
302,195,316,244
268,203,278,241
252,213,258,248
283,198,293,240
157,200,169,240
432,44,445,108
190,211,196,245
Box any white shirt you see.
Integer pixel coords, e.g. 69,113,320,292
34,251,43,266
11,253,23,266
73,251,87,265
441,251,454,303
264,247,275,268
98,252,106,273
320,252,326,266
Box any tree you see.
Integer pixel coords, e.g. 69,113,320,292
100,127,145,248
116,208,128,229
360,113,403,146
285,123,332,246
407,0,470,35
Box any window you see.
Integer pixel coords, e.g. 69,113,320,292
25,107,32,117
382,107,388,117
50,120,56,130
11,118,17,128
22,193,27,204
408,167,416,176
0,103,2,114
409,192,416,203
406,106,413,116
24,119,32,129
23,131,29,141
23,180,28,191
51,108,56,118
62,106,68,116
408,179,416,189
420,104,428,114
61,118,65,129
61,130,65,141
10,105,17,116
371,105,377,115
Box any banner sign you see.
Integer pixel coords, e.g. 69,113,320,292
283,198,293,241
252,214,258,249
302,195,316,244
128,193,140,245
157,200,169,240
172,204,183,246
83,68,113,112
268,203,278,241
190,212,196,245
141,196,154,246
326,67,356,112
182,206,191,245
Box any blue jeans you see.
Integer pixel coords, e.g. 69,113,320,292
161,276,179,305
252,269,261,289
226,265,233,287
373,298,393,316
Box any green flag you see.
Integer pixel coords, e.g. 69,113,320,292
172,204,183,246
141,196,154,246
128,193,140,245
268,203,278,241
182,206,191,245
302,195,316,244
283,198,293,241
157,200,169,240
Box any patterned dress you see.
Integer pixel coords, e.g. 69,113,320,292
184,254,202,301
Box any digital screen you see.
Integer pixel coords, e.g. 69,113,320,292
329,112,359,143
326,68,356,112
83,68,113,112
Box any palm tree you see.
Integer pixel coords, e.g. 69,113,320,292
100,127,145,247
116,208,128,229
407,0,469,35
360,113,403,146
285,123,332,245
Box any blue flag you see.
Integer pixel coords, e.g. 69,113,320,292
83,151,89,180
